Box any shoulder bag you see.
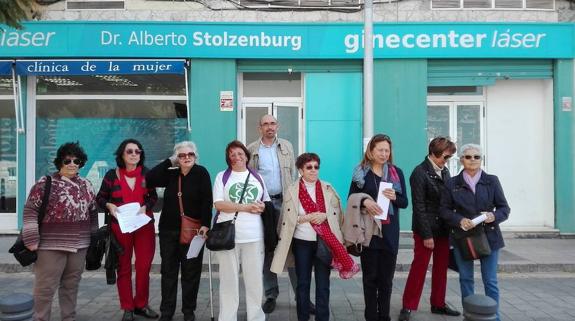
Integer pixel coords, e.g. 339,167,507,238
206,172,251,251
451,224,491,261
179,175,202,244
9,176,52,266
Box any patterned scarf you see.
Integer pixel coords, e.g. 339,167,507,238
352,162,402,216
298,178,359,279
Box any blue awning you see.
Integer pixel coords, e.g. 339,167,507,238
0,60,12,75
15,59,185,76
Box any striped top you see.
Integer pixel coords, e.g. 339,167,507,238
95,167,157,220
22,173,99,252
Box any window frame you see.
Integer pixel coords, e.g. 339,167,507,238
430,0,555,10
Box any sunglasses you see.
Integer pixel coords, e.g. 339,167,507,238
63,158,82,166
125,148,142,155
178,152,196,159
305,165,320,170
462,155,482,160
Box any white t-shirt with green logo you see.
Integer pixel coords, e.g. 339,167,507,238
213,169,271,243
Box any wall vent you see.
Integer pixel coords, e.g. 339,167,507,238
66,0,125,10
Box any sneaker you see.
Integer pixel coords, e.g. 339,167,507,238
398,308,411,321
134,306,159,319
121,310,134,321
262,298,276,314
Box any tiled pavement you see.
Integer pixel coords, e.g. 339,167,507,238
1,271,574,321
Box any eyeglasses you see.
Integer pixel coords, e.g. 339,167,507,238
443,154,453,160
178,152,196,159
305,165,320,170
125,149,142,155
63,158,82,166
462,155,482,160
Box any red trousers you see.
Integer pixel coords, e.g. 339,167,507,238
111,221,156,310
402,233,449,310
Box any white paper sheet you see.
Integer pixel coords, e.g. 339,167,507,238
186,235,206,259
374,182,393,221
116,202,151,233
471,213,488,226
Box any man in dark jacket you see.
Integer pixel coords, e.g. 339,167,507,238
398,137,460,321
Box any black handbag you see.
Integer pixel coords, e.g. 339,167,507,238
206,173,251,251
452,224,491,261
8,176,52,267
85,225,110,270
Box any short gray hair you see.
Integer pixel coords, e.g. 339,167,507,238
459,143,483,157
173,141,199,160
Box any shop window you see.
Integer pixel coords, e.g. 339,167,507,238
431,0,554,9
35,74,187,211
0,77,16,213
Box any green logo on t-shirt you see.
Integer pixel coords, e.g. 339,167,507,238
229,182,259,203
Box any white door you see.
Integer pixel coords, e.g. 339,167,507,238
427,101,485,174
241,100,303,155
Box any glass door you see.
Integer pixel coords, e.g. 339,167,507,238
427,102,484,174
0,76,16,215
241,101,303,155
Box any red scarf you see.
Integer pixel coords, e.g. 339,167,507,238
118,166,146,211
298,179,359,279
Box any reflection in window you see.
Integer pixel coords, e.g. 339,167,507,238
0,77,16,212
35,74,188,212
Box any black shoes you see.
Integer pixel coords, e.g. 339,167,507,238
184,312,196,321
134,306,159,319
121,310,134,321
158,316,171,321
431,304,461,316
398,308,411,321
262,298,277,313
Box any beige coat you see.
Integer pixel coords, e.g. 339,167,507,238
270,180,344,274
247,137,296,196
343,193,382,248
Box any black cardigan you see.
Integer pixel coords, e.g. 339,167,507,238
146,159,213,232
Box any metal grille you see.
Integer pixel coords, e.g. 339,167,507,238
66,0,125,10
231,0,364,8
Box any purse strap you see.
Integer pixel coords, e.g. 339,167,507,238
178,175,185,217
231,172,251,224
37,175,52,227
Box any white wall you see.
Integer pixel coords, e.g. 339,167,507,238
485,79,554,229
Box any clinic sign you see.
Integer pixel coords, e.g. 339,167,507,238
0,22,573,59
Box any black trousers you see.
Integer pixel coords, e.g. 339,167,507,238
159,231,203,319
360,247,397,321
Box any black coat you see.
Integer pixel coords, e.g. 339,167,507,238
409,157,450,239
440,171,510,251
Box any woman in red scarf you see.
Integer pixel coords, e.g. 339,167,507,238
271,153,359,321
96,139,158,321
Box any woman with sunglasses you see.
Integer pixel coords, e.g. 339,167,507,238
271,153,359,321
440,144,510,321
146,141,213,321
347,134,408,321
96,139,158,321
22,142,98,321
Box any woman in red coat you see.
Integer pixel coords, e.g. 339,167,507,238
96,139,158,321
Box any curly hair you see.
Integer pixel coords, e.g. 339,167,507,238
115,138,145,168
53,141,88,170
296,153,321,170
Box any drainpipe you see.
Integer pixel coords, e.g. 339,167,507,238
363,0,374,149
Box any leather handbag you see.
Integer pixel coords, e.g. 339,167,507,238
178,175,202,244
452,224,491,261
206,172,251,251
9,176,52,267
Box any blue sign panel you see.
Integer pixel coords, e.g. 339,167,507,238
15,59,185,75
0,60,12,75
0,22,573,59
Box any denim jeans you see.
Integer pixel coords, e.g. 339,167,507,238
292,238,330,321
453,246,500,321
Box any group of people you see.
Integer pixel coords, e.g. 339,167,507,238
20,114,510,321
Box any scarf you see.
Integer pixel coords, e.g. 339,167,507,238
298,178,359,279
352,162,402,216
118,166,146,208
463,169,482,194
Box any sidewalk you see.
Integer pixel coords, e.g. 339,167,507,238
1,234,575,273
